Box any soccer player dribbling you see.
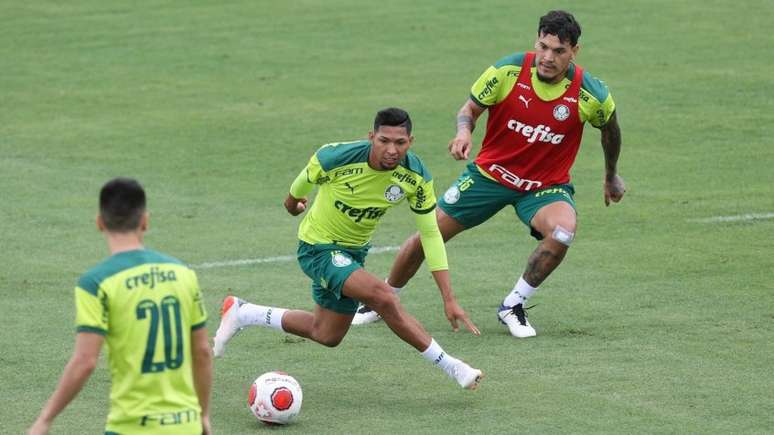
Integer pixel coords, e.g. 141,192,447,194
213,108,484,390
353,11,626,338
29,178,213,435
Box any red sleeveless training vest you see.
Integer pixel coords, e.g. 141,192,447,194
474,52,585,191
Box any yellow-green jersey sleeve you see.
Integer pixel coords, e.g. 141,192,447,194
289,167,315,199
579,78,616,128
75,286,108,335
407,178,437,214
414,211,448,271
470,64,518,107
306,153,330,184
190,274,207,330
290,152,330,199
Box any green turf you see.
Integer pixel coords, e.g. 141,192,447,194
2,0,773,433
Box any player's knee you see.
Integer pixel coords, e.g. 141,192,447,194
313,331,345,348
550,223,576,247
537,213,576,245
318,336,344,348
367,288,400,314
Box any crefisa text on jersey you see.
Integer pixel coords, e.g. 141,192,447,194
391,171,417,186
506,120,566,144
334,200,387,222
125,267,178,290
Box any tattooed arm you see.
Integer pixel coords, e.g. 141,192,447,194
599,111,626,206
448,99,486,160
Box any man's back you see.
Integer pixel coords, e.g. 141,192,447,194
76,249,207,434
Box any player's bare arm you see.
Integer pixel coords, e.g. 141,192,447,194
191,327,213,435
28,333,104,435
449,99,486,160
430,269,480,335
599,111,625,206
284,193,307,216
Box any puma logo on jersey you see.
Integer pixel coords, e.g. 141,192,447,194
517,82,531,90
518,95,531,108
344,182,355,194
506,120,565,144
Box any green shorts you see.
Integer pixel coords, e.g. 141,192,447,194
297,241,369,315
439,163,576,240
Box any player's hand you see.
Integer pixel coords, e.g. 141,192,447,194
443,300,480,335
604,174,626,206
27,418,51,435
448,133,473,160
201,414,212,435
284,194,308,216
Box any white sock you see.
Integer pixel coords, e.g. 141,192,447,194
503,276,537,307
238,303,287,331
420,338,462,377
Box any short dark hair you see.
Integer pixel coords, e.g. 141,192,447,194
373,107,412,135
538,10,582,46
99,177,146,231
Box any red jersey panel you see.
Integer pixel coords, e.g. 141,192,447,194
474,52,585,191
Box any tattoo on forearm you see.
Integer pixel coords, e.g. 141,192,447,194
456,115,474,132
601,115,621,175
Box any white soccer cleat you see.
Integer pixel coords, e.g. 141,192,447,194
213,296,245,357
452,362,484,390
351,304,382,325
497,303,536,338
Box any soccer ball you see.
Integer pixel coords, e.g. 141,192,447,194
248,371,303,425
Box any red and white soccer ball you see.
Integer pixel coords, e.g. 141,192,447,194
248,371,303,425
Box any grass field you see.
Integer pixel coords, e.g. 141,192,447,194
2,0,774,433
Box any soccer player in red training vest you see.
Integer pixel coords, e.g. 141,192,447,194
352,11,626,337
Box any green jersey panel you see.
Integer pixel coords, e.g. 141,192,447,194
298,140,437,247
470,52,616,127
75,249,207,434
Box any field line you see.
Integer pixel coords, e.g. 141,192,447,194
688,212,774,223
191,245,400,269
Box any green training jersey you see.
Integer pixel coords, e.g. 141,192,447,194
75,249,207,435
296,140,437,247
470,52,615,127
